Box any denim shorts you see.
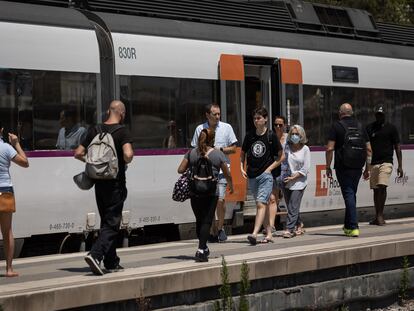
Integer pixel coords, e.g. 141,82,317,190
0,186,14,193
216,174,227,200
249,172,274,204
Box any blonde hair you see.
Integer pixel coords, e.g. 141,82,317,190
198,128,215,156
287,124,308,144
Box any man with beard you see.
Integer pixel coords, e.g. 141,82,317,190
366,106,403,226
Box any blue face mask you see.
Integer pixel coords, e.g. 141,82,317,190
290,134,301,144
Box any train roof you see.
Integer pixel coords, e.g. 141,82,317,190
2,0,414,60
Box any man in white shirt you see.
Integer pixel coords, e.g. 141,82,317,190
191,104,238,242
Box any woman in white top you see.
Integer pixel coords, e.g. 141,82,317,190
0,121,29,277
281,125,310,238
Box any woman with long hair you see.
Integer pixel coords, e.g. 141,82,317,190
0,120,29,277
281,125,310,238
178,128,233,262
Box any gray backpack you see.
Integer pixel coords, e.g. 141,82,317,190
85,125,124,180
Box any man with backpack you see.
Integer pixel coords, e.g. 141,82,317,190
75,100,133,275
326,103,372,237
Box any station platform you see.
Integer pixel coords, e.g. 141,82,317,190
1,218,414,311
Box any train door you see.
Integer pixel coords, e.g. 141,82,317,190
219,55,280,141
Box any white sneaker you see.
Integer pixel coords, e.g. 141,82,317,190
84,254,104,275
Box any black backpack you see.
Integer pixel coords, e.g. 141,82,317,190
189,149,217,197
338,120,366,169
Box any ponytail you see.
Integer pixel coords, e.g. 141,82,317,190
197,128,215,156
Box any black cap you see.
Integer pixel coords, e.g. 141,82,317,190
375,106,385,114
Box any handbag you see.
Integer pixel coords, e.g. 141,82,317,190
0,192,16,213
172,173,190,202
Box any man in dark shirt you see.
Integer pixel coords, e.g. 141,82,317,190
75,100,133,275
326,103,372,237
366,106,403,226
241,107,284,245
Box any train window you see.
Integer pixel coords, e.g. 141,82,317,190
119,76,219,149
226,81,242,141
303,85,414,146
332,66,359,83
303,86,332,146
0,69,97,150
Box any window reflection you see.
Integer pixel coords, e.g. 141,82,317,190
119,76,219,149
0,69,96,150
303,85,414,145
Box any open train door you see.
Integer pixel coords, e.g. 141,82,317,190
218,54,283,226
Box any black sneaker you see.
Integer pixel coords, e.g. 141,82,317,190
105,264,124,273
195,250,208,262
204,247,210,257
84,254,104,275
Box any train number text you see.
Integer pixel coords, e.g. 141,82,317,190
118,47,137,59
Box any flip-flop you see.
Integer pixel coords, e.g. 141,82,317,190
259,238,274,244
247,235,257,246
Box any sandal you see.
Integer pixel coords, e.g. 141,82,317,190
295,229,305,236
259,238,274,244
282,231,296,239
247,235,257,246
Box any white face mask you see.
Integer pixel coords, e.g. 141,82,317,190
290,134,301,144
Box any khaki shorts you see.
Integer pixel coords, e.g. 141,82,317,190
370,163,393,189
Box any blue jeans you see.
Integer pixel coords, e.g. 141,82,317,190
0,186,14,193
336,168,362,230
249,172,273,204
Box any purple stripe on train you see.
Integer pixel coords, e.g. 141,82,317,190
24,145,414,158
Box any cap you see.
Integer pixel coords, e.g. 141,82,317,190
375,106,385,114
73,172,94,190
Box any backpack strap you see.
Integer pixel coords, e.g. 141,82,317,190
205,148,214,158
107,124,125,135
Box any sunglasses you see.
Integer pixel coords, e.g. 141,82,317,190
274,124,284,128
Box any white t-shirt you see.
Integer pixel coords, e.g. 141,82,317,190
284,144,311,190
56,124,87,150
0,138,17,187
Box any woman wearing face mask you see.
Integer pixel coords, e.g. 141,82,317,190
281,125,310,238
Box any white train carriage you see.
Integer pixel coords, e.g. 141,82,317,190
1,0,414,256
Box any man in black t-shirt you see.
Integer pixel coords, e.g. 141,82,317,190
366,106,403,226
326,103,371,237
241,107,284,245
75,100,133,275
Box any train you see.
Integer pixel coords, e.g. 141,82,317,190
1,0,413,257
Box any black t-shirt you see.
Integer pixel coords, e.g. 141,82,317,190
81,124,133,182
241,129,282,178
328,116,369,170
366,121,399,165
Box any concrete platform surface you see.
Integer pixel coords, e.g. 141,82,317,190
1,218,414,310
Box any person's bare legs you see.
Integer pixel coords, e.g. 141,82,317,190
216,199,225,231
373,185,387,225
267,188,280,230
0,213,18,277
253,202,272,240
